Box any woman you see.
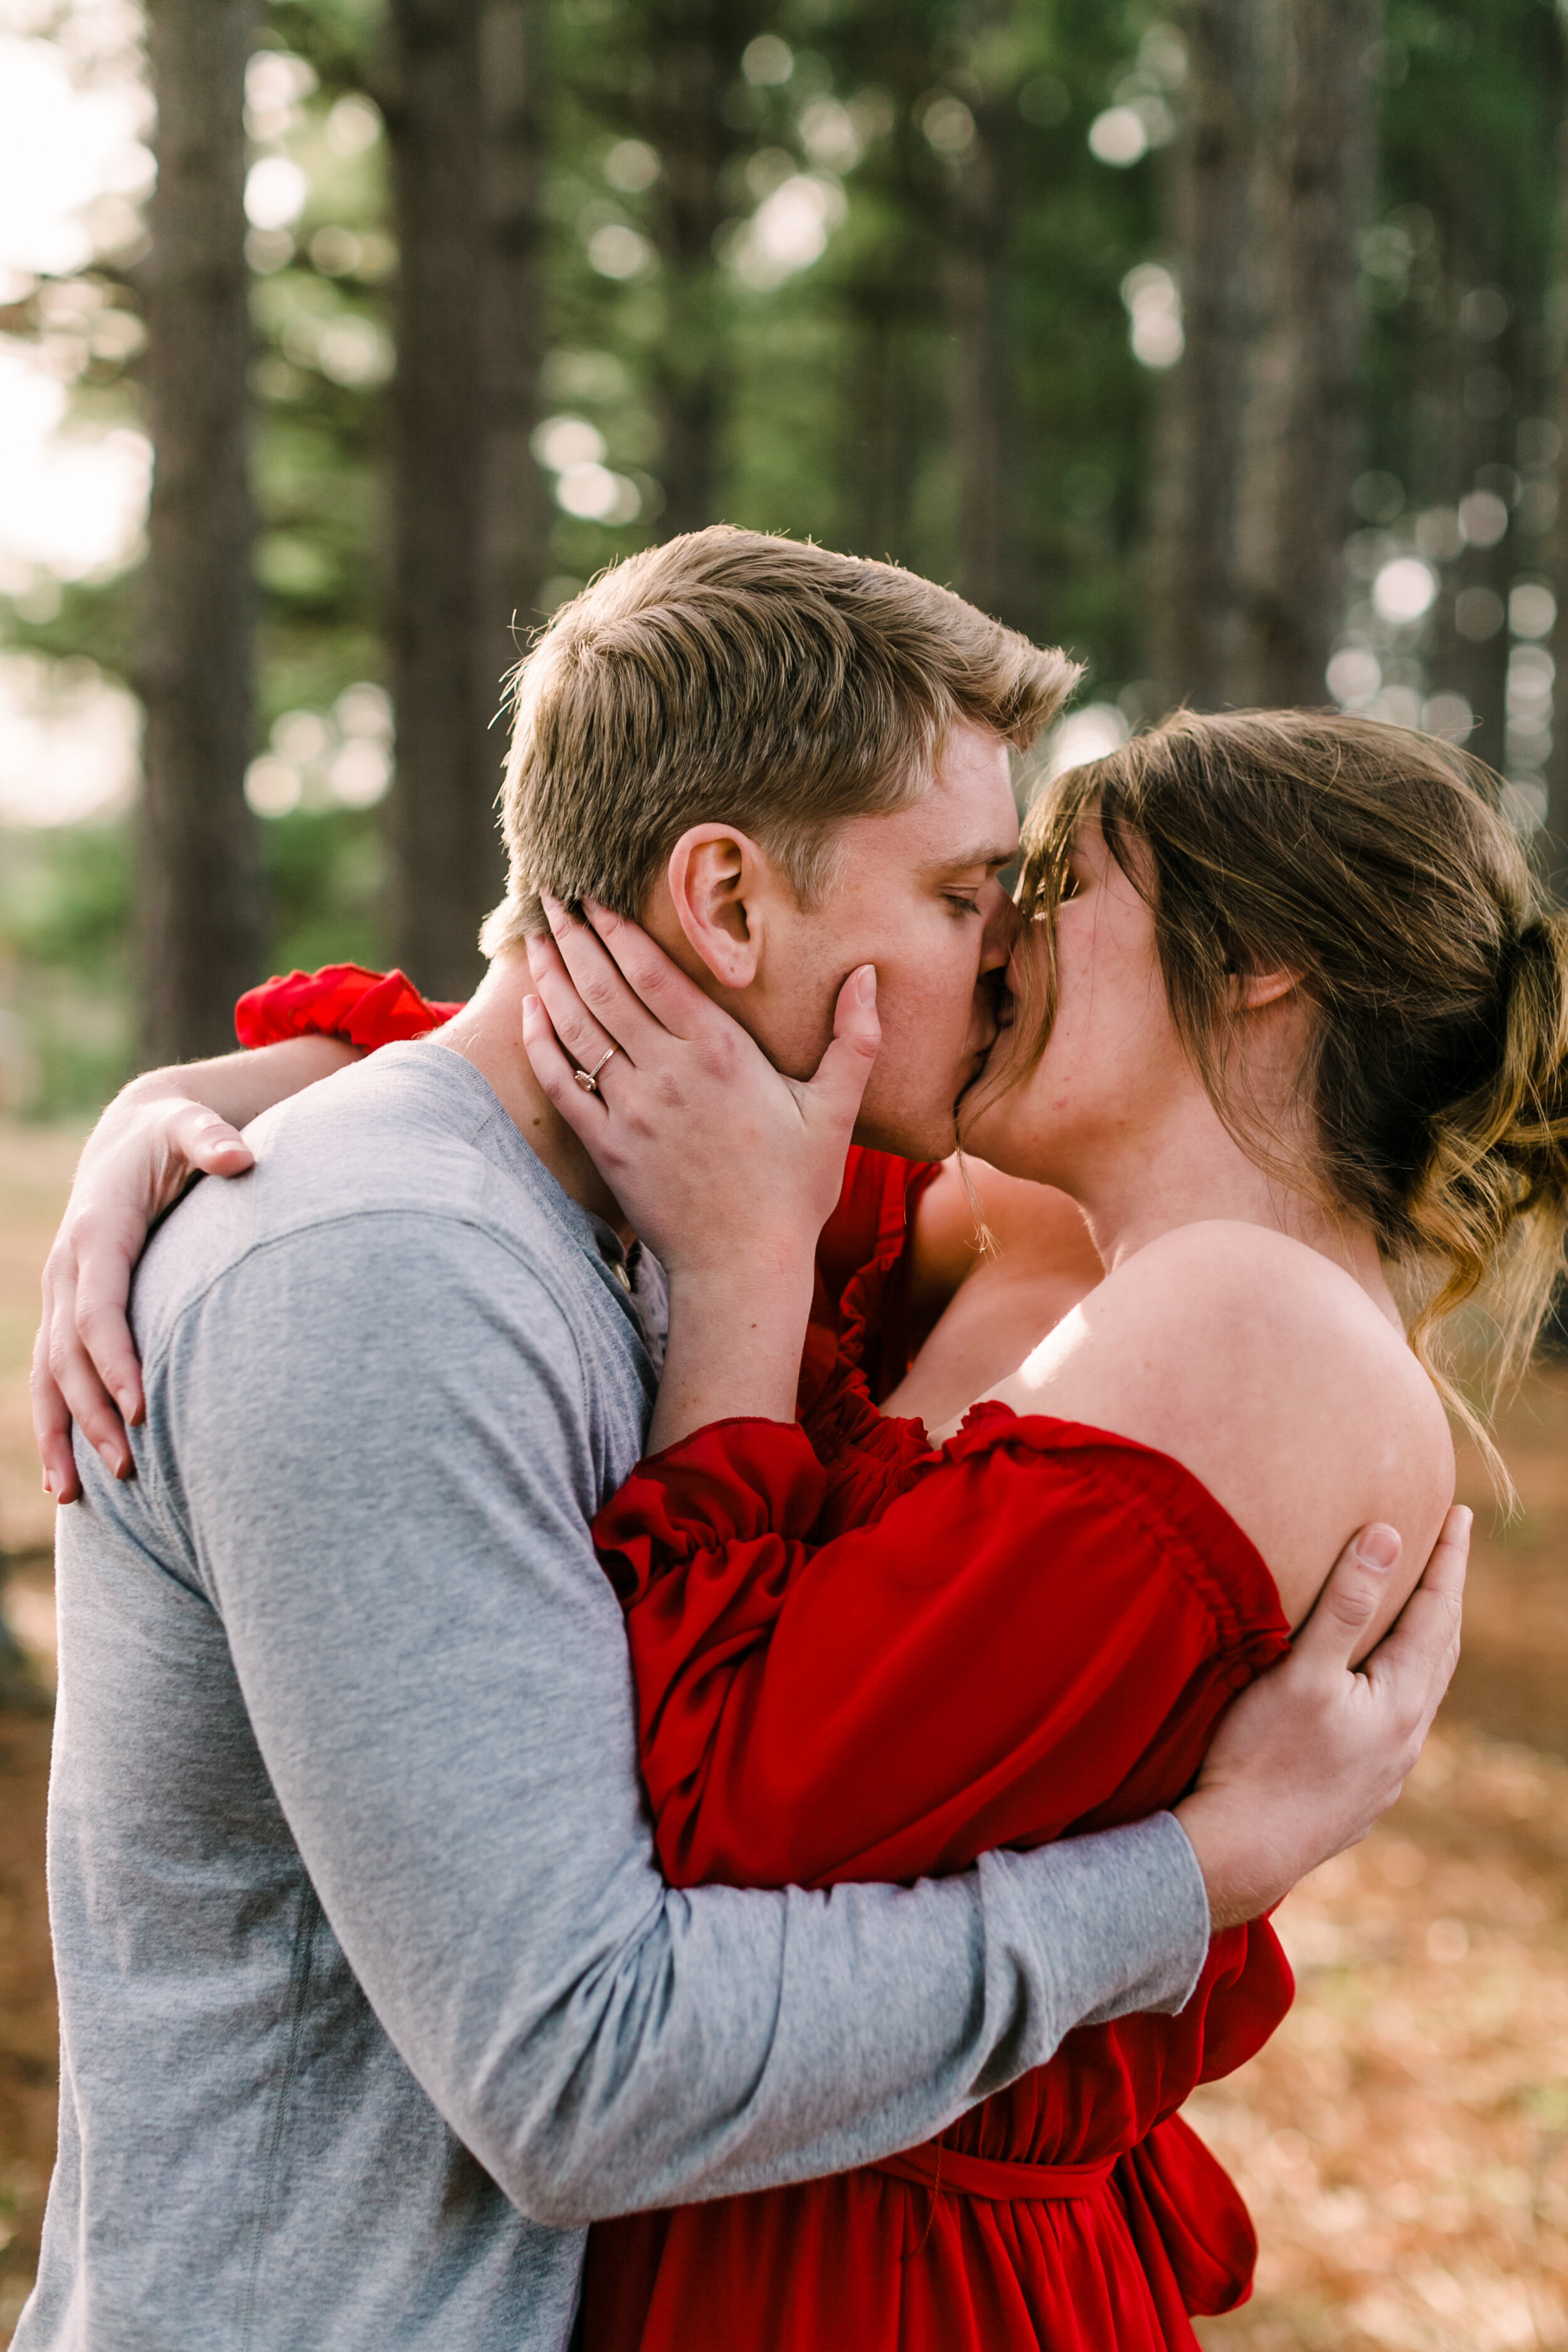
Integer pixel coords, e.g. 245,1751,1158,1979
501,710,1568,2351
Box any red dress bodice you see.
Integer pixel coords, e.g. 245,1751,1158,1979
238,963,1295,2352
583,1304,1291,2352
583,1374,1297,2352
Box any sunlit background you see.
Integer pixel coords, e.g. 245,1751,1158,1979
1,0,1565,1103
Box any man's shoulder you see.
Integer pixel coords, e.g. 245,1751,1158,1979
134,1041,576,1342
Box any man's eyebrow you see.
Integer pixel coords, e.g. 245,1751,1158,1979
930,840,1018,874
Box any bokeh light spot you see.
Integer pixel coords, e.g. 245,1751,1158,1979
1458,489,1509,549
1372,558,1438,625
1089,106,1148,167
741,34,793,87
604,139,659,193
531,415,607,472
1509,583,1556,641
245,156,307,233
587,222,653,280
1045,703,1130,781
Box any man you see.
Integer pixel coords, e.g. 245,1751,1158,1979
24,531,1463,2351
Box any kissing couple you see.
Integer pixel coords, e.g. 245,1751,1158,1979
32,524,1545,2352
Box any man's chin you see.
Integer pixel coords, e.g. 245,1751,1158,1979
950,1069,1014,1167
851,1103,960,1163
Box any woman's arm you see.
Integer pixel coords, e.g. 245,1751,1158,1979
35,958,464,1499
34,1035,359,1498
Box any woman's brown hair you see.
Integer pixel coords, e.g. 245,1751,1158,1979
1004,708,1568,1480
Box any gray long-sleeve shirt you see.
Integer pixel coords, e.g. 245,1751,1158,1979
18,1041,1209,2352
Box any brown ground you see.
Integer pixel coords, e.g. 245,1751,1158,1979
1,1120,1565,2346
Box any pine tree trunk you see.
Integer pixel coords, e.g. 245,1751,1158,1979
834,0,946,572
1441,309,1516,778
1244,0,1380,707
948,83,1010,623
633,1,764,540
843,284,927,566
1149,0,1258,711
384,0,547,999
481,1,552,705
1536,69,1568,889
137,0,266,1064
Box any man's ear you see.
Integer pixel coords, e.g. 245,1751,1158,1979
660,824,777,991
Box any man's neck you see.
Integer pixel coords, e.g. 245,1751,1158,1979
433,955,635,1242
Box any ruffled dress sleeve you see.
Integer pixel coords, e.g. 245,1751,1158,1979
797,1145,940,1418
235,962,462,1051
594,1406,1290,1894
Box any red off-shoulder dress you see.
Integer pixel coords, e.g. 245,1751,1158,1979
240,967,1295,2352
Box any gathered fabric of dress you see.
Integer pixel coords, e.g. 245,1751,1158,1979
239,967,1296,2352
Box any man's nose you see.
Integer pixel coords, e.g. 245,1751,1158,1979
978,882,1021,977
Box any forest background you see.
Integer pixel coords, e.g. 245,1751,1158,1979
3,9,1568,2348
1,0,1567,1090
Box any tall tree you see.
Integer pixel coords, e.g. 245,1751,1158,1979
383,0,490,999
830,0,951,571
382,0,549,1000
483,0,553,676
946,14,1016,622
138,0,267,1062
1542,68,1568,887
1240,0,1380,706
1149,0,1258,709
623,0,769,538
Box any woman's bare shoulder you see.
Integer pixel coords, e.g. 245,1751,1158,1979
988,1219,1454,1633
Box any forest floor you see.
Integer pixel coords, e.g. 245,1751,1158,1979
0,1118,1565,2346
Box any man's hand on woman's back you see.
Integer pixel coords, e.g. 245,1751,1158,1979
1177,1507,1468,1929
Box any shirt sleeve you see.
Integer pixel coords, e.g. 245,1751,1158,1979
593,1413,1290,1894
148,1218,1213,2227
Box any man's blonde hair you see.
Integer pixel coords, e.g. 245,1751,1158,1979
479,526,1082,955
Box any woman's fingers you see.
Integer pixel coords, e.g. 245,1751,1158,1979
581,899,733,1037
1288,1522,1404,1673
28,1093,258,1502
797,965,881,1138
31,1314,85,1502
33,1247,135,1491
524,931,627,1084
538,894,675,1059
176,1107,255,1180
1357,1503,1467,1745
521,991,613,1144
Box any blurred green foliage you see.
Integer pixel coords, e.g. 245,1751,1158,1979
0,0,1563,1110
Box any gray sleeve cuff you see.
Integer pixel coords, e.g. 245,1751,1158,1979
979,1810,1211,2057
